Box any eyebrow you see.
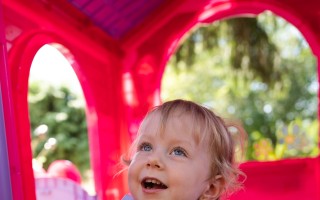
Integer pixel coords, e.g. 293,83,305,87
139,133,195,147
169,138,195,149
137,134,154,142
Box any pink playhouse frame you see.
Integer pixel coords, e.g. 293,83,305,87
0,0,319,199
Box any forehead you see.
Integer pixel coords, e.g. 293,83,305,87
138,109,208,145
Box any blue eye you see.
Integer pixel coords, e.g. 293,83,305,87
171,147,187,157
139,143,152,152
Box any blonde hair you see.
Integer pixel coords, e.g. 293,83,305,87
122,99,246,197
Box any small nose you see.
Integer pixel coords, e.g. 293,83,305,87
147,160,161,168
146,152,163,169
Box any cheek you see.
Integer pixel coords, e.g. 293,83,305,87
127,156,143,181
127,162,139,191
189,155,213,181
128,160,138,178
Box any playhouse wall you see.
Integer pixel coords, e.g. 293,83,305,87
1,0,320,200
3,0,129,199
233,157,320,199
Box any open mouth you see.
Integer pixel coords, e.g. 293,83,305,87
142,178,168,189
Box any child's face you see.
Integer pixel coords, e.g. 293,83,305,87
128,112,214,200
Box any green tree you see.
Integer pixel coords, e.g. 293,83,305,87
29,82,89,175
162,12,318,160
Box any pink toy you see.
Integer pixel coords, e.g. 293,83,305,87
47,160,82,184
0,0,319,200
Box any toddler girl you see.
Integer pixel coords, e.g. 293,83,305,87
122,99,246,200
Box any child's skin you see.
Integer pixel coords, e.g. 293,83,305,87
124,100,245,200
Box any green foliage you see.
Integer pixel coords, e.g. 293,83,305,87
174,17,280,86
29,82,89,175
162,12,318,160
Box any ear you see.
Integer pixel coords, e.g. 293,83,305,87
200,175,225,200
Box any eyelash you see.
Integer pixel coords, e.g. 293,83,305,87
137,142,188,157
138,142,152,152
171,147,188,157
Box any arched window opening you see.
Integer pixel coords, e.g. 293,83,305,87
161,11,318,162
28,44,95,195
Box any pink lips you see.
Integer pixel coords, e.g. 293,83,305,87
141,177,168,193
